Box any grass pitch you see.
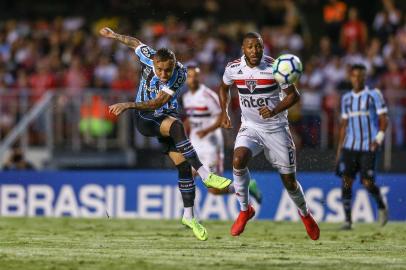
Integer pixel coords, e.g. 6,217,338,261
0,218,405,270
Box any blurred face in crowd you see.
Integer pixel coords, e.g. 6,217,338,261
153,59,175,83
242,37,264,67
186,67,200,92
350,68,366,91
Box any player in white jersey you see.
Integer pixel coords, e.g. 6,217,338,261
182,66,224,174
219,32,319,240
182,66,262,202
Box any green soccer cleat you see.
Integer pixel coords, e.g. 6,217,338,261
203,173,232,190
182,218,208,241
248,179,263,204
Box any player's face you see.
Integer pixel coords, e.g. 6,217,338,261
350,69,366,91
187,68,200,90
242,38,264,67
154,60,175,83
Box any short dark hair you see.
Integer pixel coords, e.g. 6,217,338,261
187,64,200,71
154,48,176,62
242,32,263,43
351,63,366,71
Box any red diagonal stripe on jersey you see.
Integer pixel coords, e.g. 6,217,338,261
235,79,276,85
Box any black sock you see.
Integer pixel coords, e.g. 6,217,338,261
170,120,203,170
366,184,386,209
177,161,195,208
342,185,352,223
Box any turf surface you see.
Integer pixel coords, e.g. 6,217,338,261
0,218,405,270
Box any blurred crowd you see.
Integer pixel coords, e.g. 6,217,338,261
0,0,405,149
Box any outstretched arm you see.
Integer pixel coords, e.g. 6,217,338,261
99,27,142,49
109,91,172,116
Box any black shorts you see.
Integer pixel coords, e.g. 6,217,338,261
134,110,179,154
341,149,376,180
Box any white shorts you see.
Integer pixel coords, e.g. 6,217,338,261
234,125,296,174
191,133,224,175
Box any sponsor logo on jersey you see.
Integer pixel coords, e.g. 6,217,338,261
240,96,271,108
141,46,152,58
245,79,257,92
172,68,186,90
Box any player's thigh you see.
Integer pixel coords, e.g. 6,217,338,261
168,151,187,166
263,127,296,174
342,149,360,179
360,151,376,181
234,127,262,168
160,116,178,137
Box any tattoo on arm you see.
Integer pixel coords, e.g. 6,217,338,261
131,92,172,111
112,33,142,49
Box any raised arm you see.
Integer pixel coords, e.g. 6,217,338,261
109,91,172,116
99,27,142,49
219,82,232,128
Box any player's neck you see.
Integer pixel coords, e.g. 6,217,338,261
352,86,365,94
189,87,198,94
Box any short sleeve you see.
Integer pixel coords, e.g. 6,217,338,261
164,66,187,96
341,95,349,119
134,44,155,66
222,66,234,85
371,89,388,115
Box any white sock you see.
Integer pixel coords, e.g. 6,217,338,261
197,166,209,180
287,181,309,216
183,207,194,220
233,167,250,211
228,184,235,193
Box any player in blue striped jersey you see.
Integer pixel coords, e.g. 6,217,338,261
336,64,389,230
99,27,232,240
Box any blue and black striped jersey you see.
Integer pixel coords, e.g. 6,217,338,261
134,44,187,113
341,87,388,152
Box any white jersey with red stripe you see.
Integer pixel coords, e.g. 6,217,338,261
223,55,291,132
182,84,223,147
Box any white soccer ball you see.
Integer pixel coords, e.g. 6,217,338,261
272,54,303,84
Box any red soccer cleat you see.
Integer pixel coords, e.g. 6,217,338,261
231,205,255,236
298,210,320,240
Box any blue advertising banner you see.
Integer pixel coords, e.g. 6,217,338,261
0,171,404,222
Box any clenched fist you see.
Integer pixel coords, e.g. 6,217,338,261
258,106,275,119
221,113,232,129
99,27,115,38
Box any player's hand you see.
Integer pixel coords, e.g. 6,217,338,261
258,106,275,119
221,113,232,129
99,27,115,38
109,103,129,116
196,129,209,138
370,141,380,152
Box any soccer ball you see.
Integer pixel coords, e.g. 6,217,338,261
272,54,303,84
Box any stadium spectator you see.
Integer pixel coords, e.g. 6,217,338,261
323,0,347,45
3,145,35,171
340,7,368,53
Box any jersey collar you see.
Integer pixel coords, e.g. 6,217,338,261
351,86,369,97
